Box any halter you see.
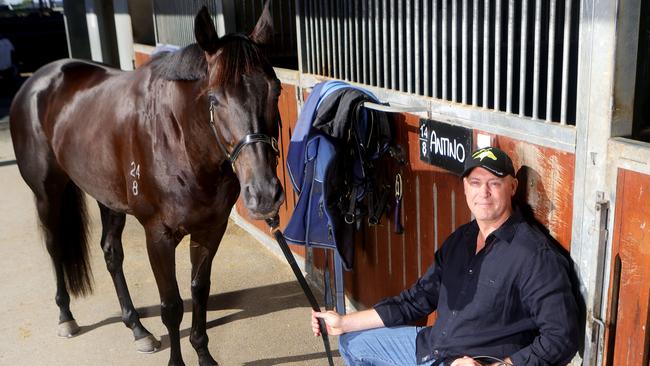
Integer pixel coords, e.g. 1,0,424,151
208,101,279,166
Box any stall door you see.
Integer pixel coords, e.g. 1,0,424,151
605,168,650,365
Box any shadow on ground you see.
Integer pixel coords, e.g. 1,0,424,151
242,351,340,366
77,281,311,352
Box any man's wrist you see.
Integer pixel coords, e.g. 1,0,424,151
489,356,513,366
338,314,348,333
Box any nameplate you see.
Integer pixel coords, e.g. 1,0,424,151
418,119,473,175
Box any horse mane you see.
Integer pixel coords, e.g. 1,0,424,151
206,33,275,89
147,34,274,91
148,43,207,81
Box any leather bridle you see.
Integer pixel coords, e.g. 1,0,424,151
208,101,279,166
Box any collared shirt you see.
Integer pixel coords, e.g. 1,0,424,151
374,210,579,365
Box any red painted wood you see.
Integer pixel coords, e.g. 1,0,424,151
134,51,150,68
604,169,650,366
486,133,575,250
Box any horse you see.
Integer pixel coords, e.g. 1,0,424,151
8,3,284,366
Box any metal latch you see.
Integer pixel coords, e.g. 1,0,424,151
589,191,610,366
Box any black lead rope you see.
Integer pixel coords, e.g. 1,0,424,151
265,217,335,366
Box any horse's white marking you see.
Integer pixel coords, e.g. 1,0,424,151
130,161,140,196
130,162,140,179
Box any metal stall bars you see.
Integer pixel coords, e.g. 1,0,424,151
153,0,298,69
153,0,225,45
298,0,578,125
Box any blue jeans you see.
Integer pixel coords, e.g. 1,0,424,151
339,326,438,366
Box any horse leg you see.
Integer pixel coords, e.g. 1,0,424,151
145,225,185,366
40,198,78,338
188,222,228,366
98,203,161,353
33,178,93,338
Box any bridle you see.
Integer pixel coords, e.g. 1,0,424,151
208,100,279,166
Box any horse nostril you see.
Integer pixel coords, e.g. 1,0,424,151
243,185,258,208
273,183,285,204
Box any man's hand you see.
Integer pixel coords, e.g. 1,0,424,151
312,310,345,336
451,356,513,366
450,356,482,366
494,357,513,366
311,308,385,337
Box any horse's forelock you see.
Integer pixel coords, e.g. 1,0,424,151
206,35,274,92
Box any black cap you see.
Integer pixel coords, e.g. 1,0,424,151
462,147,515,178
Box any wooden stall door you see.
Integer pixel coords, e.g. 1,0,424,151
605,169,650,366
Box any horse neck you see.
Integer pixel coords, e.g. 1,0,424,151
173,86,228,174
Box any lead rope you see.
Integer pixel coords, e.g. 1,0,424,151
265,216,335,366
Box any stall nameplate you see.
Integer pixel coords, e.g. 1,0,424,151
419,119,473,175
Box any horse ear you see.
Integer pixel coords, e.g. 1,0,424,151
194,6,220,54
249,0,273,46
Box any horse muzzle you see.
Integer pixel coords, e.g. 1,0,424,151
242,179,285,220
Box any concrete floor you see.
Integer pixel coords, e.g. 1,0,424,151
0,121,342,365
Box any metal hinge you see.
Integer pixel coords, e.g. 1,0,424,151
589,191,610,366
296,85,304,111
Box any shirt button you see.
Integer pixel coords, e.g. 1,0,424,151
468,268,473,274
441,331,447,336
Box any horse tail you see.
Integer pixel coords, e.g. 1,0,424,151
54,181,93,297
9,63,93,298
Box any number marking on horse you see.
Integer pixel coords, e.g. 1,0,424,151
130,161,140,196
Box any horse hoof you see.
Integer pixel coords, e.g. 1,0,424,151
135,335,161,353
201,360,219,366
198,352,219,366
57,320,80,338
199,357,219,366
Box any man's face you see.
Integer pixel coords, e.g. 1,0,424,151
463,167,518,225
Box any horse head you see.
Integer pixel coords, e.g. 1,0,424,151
194,2,285,220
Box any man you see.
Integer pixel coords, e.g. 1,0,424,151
312,146,579,365
0,34,17,93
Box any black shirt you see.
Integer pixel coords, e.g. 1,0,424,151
374,210,579,365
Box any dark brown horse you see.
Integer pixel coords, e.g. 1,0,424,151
9,4,283,366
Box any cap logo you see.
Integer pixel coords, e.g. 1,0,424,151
472,148,498,162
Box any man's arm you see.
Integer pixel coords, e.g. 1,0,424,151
310,232,454,337
311,308,384,336
311,254,442,337
372,246,447,326
509,247,580,365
